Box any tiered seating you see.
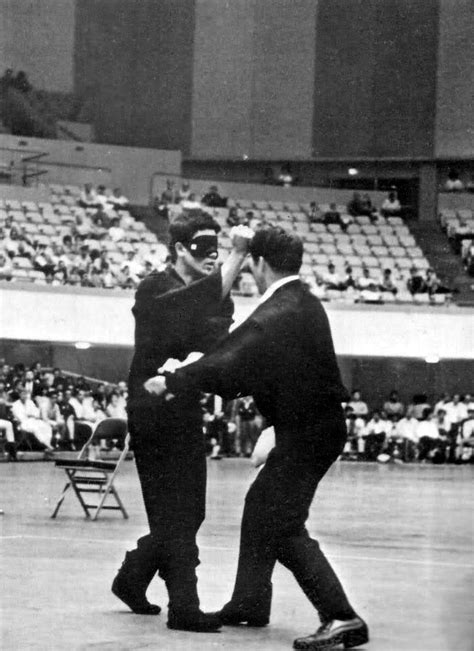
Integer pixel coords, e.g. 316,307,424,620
0,183,167,288
213,199,433,305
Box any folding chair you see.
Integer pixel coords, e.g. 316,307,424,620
51,418,130,521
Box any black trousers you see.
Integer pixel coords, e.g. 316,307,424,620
227,412,356,624
126,405,207,612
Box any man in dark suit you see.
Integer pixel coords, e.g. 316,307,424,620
146,226,368,649
112,211,249,632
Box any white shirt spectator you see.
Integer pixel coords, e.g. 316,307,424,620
109,225,125,242
394,417,419,443
417,419,440,440
444,400,468,424
109,188,129,208
381,197,401,214
366,416,390,435
445,178,464,192
12,395,53,448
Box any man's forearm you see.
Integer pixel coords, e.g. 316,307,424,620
220,249,247,298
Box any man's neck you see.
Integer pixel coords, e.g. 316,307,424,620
173,261,207,286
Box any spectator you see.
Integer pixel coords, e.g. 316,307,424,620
161,179,178,204
388,413,419,462
0,379,16,460
343,406,367,458
379,268,398,295
11,388,54,450
347,192,367,217
105,392,127,419
40,390,67,447
417,408,447,463
424,268,451,297
444,393,468,427
357,267,379,291
306,201,322,224
235,396,260,457
365,410,390,461
201,185,226,208
407,394,431,420
407,266,427,295
108,218,125,242
177,182,191,203
276,164,294,188
381,191,401,218
72,214,93,239
0,252,12,280
322,262,344,290
342,265,357,290
445,170,464,192
323,203,346,232
79,183,100,208
226,206,240,227
383,391,405,419
108,187,129,208
456,407,474,462
348,390,369,417
360,193,378,222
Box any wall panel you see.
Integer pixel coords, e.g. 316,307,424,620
191,0,256,158
435,0,474,158
74,0,195,153
0,0,75,92
250,0,317,159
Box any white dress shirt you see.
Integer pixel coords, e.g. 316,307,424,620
258,275,300,305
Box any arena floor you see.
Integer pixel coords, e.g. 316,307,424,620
1,458,472,651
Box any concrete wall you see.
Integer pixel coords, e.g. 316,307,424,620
1,282,472,360
0,134,181,204
0,0,75,92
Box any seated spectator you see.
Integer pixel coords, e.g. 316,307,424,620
387,413,419,462
445,169,464,192
33,244,56,276
108,187,129,208
407,394,432,420
23,369,41,397
348,390,369,417
424,268,451,296
322,262,344,290
417,408,447,463
161,179,178,204
69,388,104,442
407,266,427,295
39,390,67,447
108,218,125,242
357,267,379,291
381,191,401,217
277,165,294,188
105,392,128,419
306,201,322,224
121,250,143,281
323,203,347,232
343,406,367,458
360,193,378,222
379,268,398,294
456,407,474,462
3,227,22,257
79,183,101,208
365,410,390,461
11,388,54,450
177,181,191,203
347,192,368,217
0,379,16,460
95,185,110,208
226,206,240,227
383,391,405,419
444,393,468,428
0,252,13,280
72,214,93,239
56,389,76,449
342,265,357,290
201,185,226,208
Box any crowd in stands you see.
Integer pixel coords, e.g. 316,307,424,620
0,183,168,289
439,206,474,278
1,361,472,465
0,360,127,461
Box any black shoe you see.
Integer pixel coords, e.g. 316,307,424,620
217,607,269,627
167,610,222,632
293,617,369,649
111,572,161,615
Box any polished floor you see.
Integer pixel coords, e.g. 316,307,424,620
1,457,473,651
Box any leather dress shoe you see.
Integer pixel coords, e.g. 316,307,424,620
293,617,369,649
111,573,161,615
167,610,222,632
216,608,269,627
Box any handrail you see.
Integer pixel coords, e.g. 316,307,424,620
21,152,49,163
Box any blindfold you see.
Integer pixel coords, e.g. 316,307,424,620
187,235,218,259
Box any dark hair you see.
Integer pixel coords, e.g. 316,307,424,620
168,210,220,263
249,225,303,274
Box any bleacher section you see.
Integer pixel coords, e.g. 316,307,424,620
0,183,167,289
212,200,439,305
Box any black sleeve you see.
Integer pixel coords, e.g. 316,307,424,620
166,318,269,401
